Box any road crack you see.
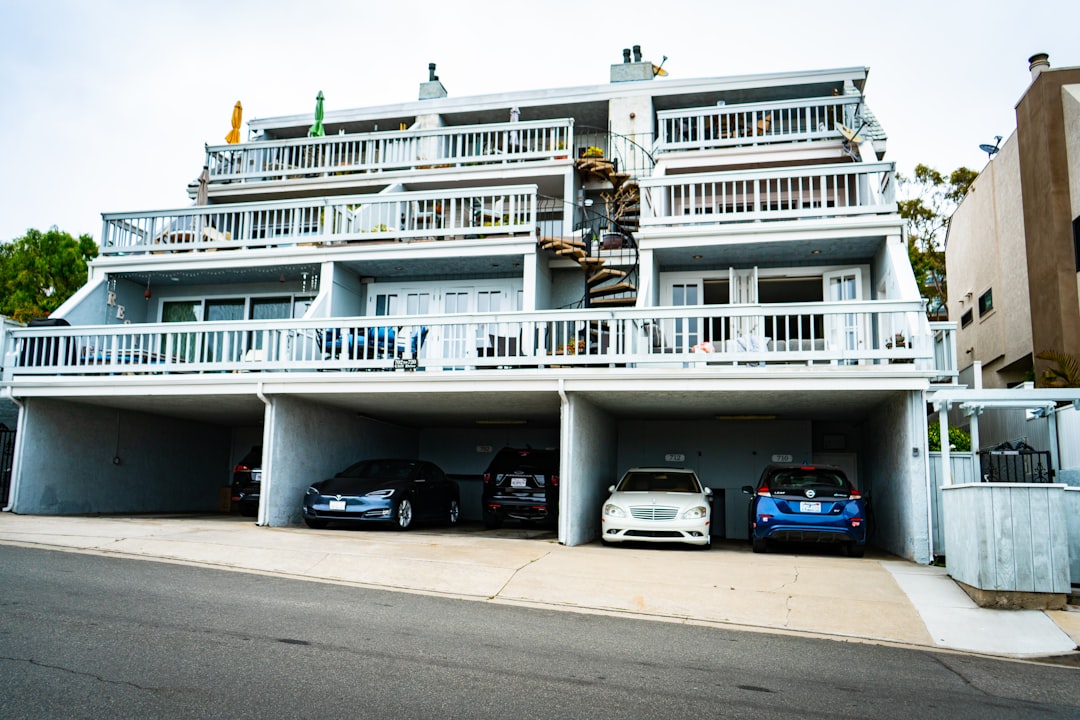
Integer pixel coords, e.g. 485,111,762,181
0,654,162,692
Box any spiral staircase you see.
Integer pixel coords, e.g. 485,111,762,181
538,152,641,309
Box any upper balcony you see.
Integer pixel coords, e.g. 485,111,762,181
99,186,544,257
639,160,895,232
204,119,575,186
654,95,863,153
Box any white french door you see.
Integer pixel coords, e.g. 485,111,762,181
823,268,865,362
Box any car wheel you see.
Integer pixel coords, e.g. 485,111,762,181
304,517,327,529
395,497,414,530
448,498,460,526
845,542,865,558
751,536,768,554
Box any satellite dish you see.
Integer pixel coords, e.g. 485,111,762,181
652,55,668,77
979,135,1002,158
835,122,863,143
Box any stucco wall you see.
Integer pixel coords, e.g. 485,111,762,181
862,391,929,563
946,133,1032,388
262,396,418,526
11,398,228,515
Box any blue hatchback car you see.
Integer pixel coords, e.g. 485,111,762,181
742,464,867,557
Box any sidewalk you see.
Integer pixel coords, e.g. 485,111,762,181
1,513,1078,660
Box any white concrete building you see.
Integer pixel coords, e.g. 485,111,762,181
1,50,957,562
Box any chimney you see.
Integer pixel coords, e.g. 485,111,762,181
1028,52,1050,81
611,45,653,83
419,62,447,100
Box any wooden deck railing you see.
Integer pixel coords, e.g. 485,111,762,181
99,186,538,255
4,301,951,378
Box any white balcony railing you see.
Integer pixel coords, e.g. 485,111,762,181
930,321,958,384
640,161,895,228
655,95,862,153
99,187,538,255
206,119,575,184
3,301,950,378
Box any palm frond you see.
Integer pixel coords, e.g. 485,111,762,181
1035,349,1080,388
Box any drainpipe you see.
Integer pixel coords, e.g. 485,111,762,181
557,378,569,545
255,383,273,527
2,388,25,512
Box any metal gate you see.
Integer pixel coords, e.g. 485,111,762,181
0,424,14,506
978,440,1054,483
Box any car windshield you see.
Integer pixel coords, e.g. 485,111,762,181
767,468,848,491
338,459,418,480
617,471,701,493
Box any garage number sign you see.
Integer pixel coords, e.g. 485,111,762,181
665,453,685,462
772,454,793,463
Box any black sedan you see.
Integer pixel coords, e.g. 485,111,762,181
302,458,460,531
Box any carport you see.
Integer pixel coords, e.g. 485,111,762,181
4,371,934,563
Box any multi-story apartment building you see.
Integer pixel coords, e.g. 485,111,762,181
1,49,956,562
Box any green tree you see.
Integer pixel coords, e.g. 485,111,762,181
0,227,97,322
897,164,977,320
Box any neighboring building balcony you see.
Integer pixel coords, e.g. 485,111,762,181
639,161,896,231
3,300,955,381
654,95,862,153
99,186,541,257
205,119,575,185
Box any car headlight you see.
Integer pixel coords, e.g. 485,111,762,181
603,503,626,518
305,486,319,496
365,489,395,498
681,505,708,519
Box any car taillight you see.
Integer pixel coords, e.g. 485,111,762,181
757,514,772,524
234,464,250,473
849,488,862,499
483,473,491,485
551,475,559,487
756,485,771,497
851,517,863,527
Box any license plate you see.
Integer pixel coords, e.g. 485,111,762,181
799,502,821,513
251,471,262,482
329,500,346,511
510,477,528,488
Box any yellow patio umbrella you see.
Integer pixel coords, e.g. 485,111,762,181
225,101,243,144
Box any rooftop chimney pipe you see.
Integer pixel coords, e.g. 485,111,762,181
622,48,631,63
428,63,438,82
1028,52,1049,80
633,45,642,63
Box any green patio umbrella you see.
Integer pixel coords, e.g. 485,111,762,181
308,91,325,137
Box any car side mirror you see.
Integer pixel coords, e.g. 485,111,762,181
741,485,754,495
608,485,616,493
704,487,713,496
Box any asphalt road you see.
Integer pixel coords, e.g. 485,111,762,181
1,544,1078,719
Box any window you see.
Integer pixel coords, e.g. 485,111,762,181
1073,216,1080,272
978,288,993,317
960,309,973,328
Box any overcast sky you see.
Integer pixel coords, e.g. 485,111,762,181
1,0,1077,244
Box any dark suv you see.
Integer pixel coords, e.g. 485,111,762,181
230,446,262,517
481,447,559,528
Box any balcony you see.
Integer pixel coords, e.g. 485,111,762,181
99,187,539,256
3,301,952,379
639,161,895,229
655,95,861,153
205,119,575,184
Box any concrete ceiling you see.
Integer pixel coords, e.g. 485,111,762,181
45,371,921,430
